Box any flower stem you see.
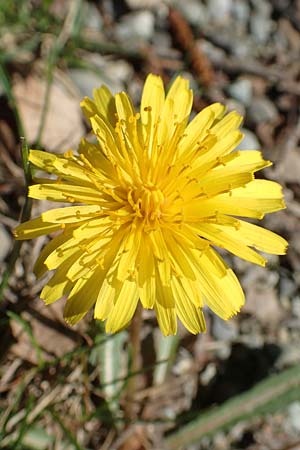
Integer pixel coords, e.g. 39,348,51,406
125,303,143,422
0,138,32,302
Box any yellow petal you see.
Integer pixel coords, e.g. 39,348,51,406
105,280,139,333
194,222,267,266
172,278,206,334
40,268,73,305
208,102,227,121
200,179,285,219
63,267,105,321
117,225,142,281
14,217,61,240
199,170,254,197
221,220,288,255
137,235,156,309
80,85,116,124
44,237,84,270
115,92,135,122
163,229,197,280
198,250,245,319
66,236,110,282
42,205,102,223
150,229,171,287
80,97,98,120
94,279,115,320
140,74,165,150
188,131,244,178
93,85,116,123
29,150,96,185
90,115,118,160
211,111,243,138
34,232,72,278
154,301,177,336
222,150,272,171
165,75,193,123
29,183,103,204
138,275,156,310
178,107,215,156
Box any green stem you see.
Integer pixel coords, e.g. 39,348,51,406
124,303,143,422
0,138,32,302
0,64,25,138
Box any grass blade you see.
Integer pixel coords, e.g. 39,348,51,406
164,364,300,449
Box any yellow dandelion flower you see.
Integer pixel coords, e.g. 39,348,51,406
14,74,287,335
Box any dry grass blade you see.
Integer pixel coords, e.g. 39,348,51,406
168,7,215,87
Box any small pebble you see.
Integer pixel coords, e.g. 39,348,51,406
287,402,300,432
175,0,208,27
115,11,155,43
0,225,11,262
248,97,278,124
280,277,297,301
292,297,300,319
250,14,273,44
237,128,261,150
83,2,103,31
212,316,238,341
232,0,250,26
69,69,122,97
207,0,232,24
226,99,245,117
228,78,253,106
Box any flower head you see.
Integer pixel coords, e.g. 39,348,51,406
15,74,287,335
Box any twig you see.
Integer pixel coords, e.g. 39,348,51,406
168,8,214,87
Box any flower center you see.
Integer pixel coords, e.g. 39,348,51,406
128,184,165,222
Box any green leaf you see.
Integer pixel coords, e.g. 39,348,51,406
153,334,179,385
164,364,300,449
90,332,127,414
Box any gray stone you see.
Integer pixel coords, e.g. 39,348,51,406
176,0,208,27
152,31,172,51
225,99,245,117
104,60,134,85
201,39,226,63
212,316,238,341
292,297,300,319
69,58,133,98
115,11,155,43
69,69,122,98
232,0,250,25
287,402,300,432
126,0,164,8
228,78,253,106
251,0,272,16
250,14,273,44
237,128,261,150
0,225,11,262
280,277,297,301
83,2,103,31
232,38,256,58
248,97,278,124
207,0,232,23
